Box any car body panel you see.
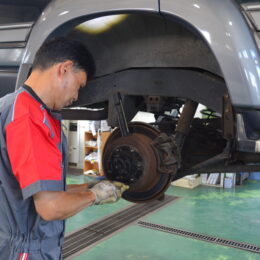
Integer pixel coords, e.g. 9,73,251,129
0,69,18,97
0,49,24,67
0,22,34,93
160,0,260,109
0,23,32,68
248,11,260,30
243,3,260,31
254,32,260,50
0,23,33,43
0,1,48,25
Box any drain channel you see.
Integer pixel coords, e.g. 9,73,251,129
63,195,178,259
138,221,260,254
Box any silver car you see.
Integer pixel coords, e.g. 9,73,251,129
1,0,260,202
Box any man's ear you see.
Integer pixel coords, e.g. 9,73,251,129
57,60,74,78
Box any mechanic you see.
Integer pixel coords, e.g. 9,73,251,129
0,37,129,259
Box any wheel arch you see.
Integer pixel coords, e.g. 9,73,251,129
160,0,260,109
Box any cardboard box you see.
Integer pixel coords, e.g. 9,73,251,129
172,176,201,189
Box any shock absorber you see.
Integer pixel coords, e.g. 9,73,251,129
175,100,198,149
113,92,130,137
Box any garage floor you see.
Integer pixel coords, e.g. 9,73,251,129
65,174,260,260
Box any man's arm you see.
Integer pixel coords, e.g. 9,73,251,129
33,181,129,221
33,190,96,221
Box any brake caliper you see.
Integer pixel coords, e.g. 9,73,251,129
151,133,180,175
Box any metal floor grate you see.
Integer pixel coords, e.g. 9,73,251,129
63,195,178,259
138,221,260,254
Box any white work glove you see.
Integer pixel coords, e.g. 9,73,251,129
90,180,129,205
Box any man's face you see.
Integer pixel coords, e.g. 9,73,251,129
56,64,87,110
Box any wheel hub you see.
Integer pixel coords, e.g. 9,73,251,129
107,145,144,184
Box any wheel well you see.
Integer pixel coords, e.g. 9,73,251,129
66,12,222,78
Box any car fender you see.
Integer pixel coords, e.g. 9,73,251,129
160,0,260,108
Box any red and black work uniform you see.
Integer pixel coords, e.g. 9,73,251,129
0,85,67,259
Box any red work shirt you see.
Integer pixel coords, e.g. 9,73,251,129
6,86,63,198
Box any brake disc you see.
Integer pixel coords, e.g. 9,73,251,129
102,122,179,202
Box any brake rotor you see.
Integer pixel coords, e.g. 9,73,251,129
102,122,174,202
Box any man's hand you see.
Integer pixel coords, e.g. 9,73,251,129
90,180,129,205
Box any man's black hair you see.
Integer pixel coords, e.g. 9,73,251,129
32,37,95,78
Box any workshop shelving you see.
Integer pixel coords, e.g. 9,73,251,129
83,131,111,176
84,131,98,174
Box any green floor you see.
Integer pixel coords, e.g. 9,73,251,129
66,175,260,260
